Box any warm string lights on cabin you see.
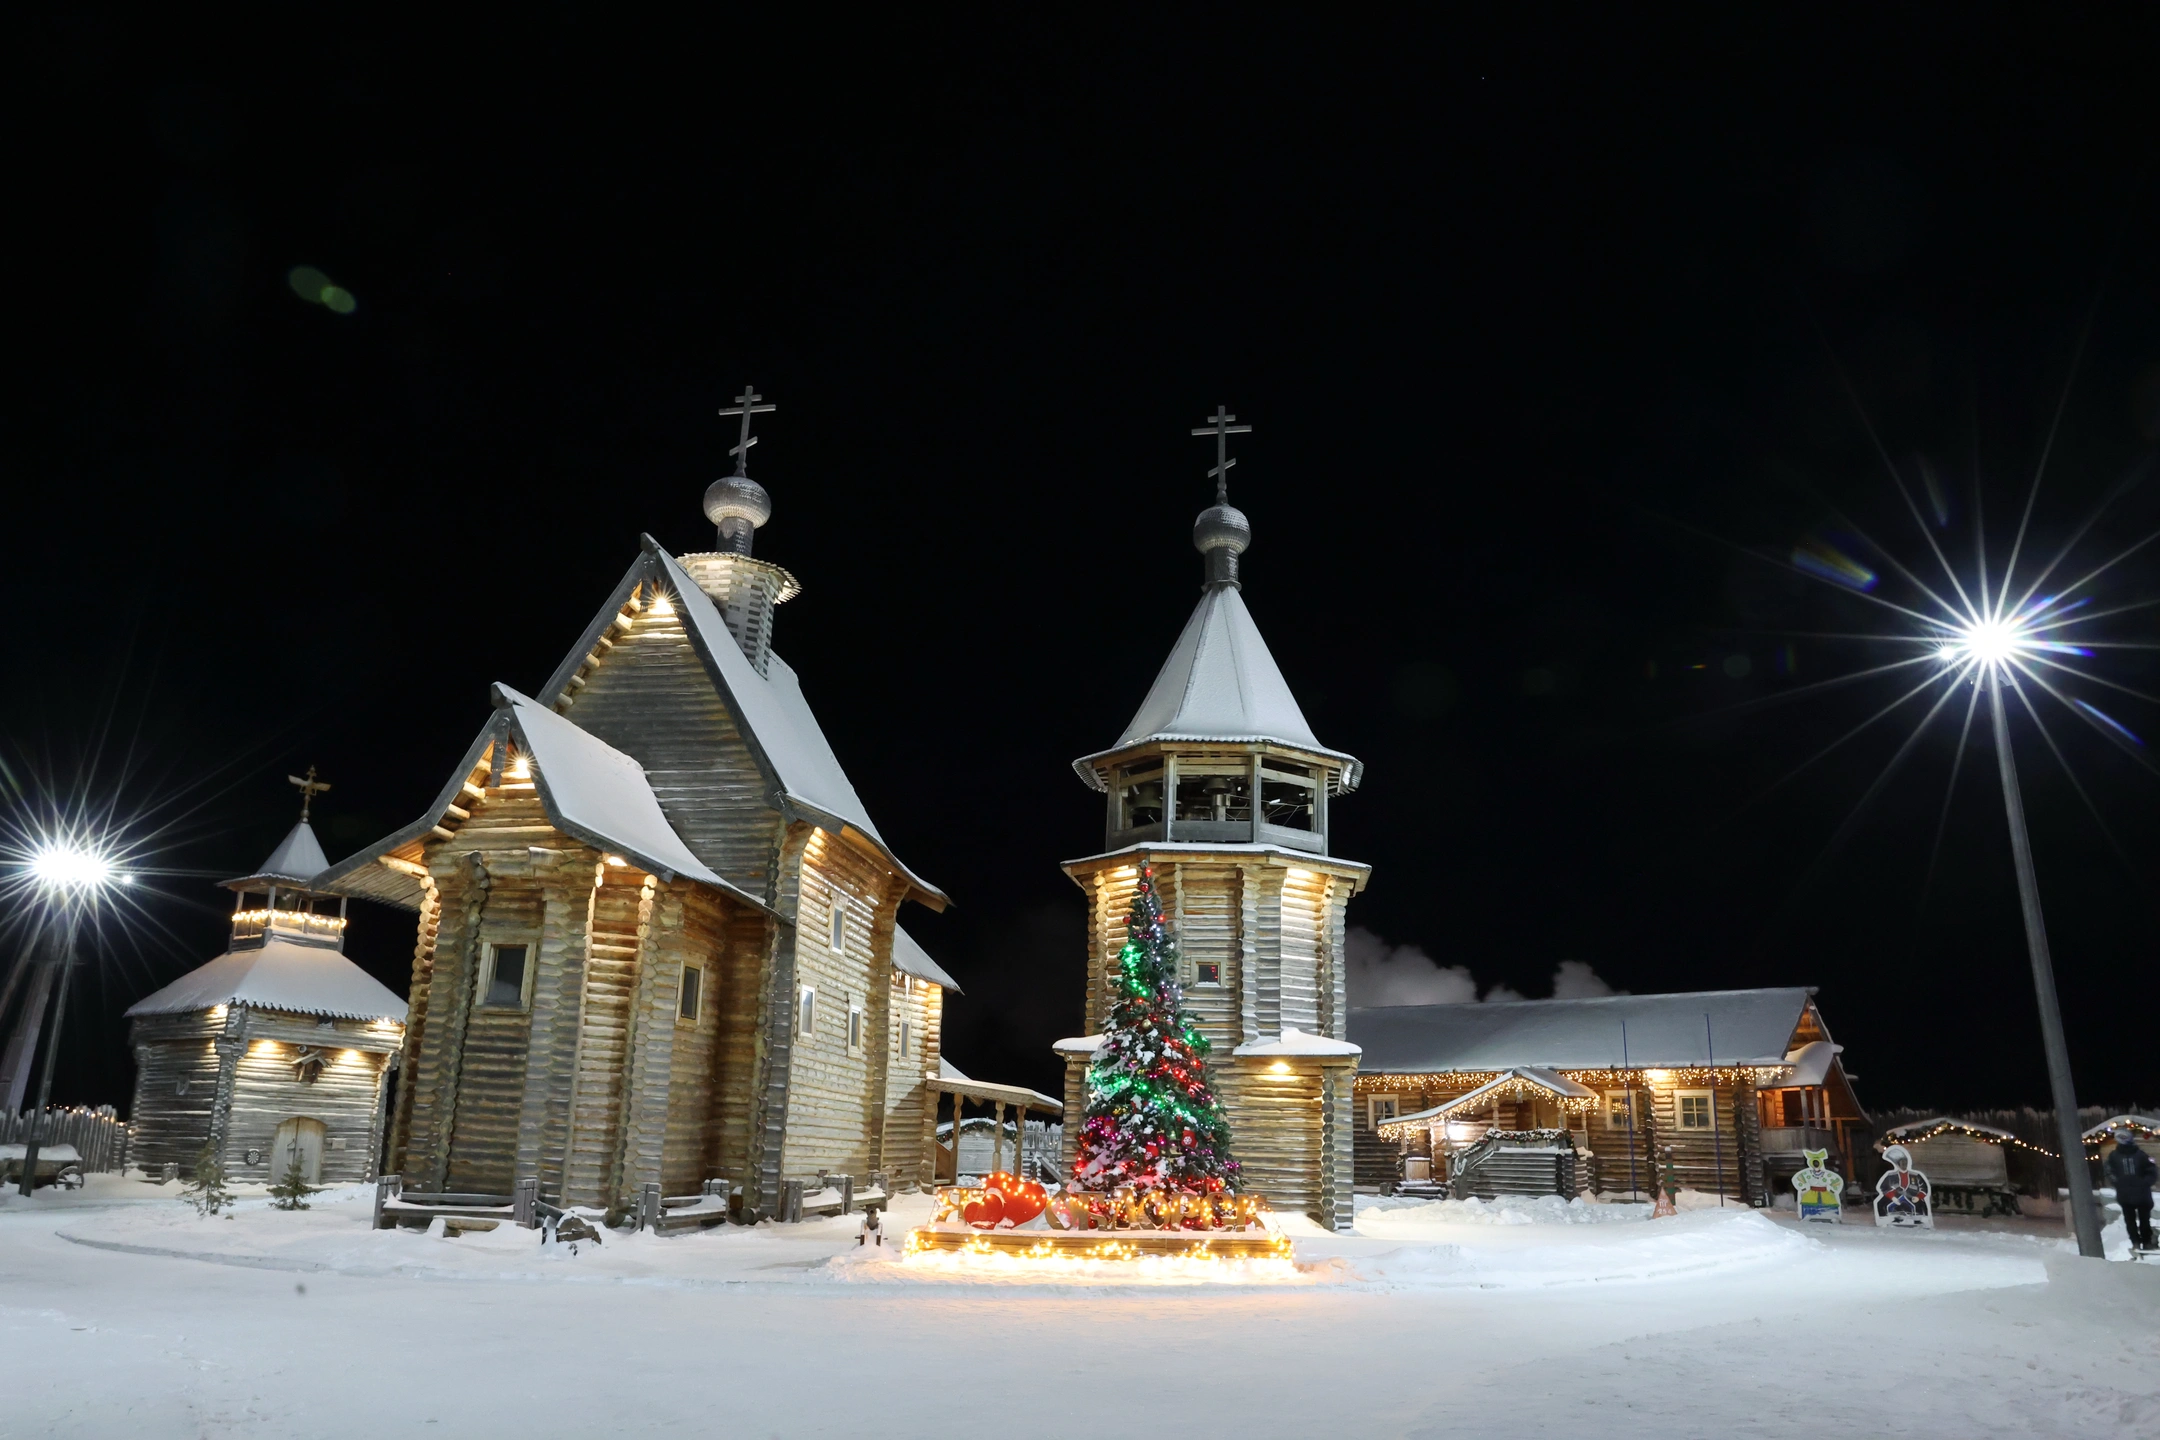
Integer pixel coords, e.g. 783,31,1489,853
1887,1120,2062,1158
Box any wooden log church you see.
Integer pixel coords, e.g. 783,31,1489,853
317,393,965,1215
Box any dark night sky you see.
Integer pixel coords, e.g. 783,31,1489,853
9,11,2160,1117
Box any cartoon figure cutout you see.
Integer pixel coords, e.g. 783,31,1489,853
1873,1144,1934,1229
1791,1147,1845,1223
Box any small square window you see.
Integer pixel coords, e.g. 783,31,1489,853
483,944,530,1009
1368,1095,1400,1129
829,901,846,954
678,965,703,1023
797,985,816,1036
1676,1090,1714,1131
1604,1091,1638,1130
1196,960,1223,985
847,1003,864,1055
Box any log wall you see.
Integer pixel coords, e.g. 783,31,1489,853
779,830,899,1181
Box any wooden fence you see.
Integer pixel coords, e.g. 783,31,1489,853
0,1106,130,1173
1864,1104,2155,1196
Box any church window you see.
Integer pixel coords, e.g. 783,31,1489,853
482,944,530,1009
1676,1090,1714,1131
847,1000,864,1055
678,965,703,1023
1195,960,1223,985
797,985,816,1036
897,1018,911,1056
1368,1095,1401,1129
829,901,846,954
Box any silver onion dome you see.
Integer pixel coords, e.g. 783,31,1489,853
1193,502,1250,587
703,475,773,555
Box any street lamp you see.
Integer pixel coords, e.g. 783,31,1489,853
1941,615,2107,1259
15,840,120,1197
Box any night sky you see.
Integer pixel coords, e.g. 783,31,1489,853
11,12,2160,1117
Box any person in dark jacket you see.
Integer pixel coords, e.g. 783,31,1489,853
2105,1128,2157,1252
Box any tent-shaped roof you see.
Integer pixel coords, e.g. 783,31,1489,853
1073,583,1361,789
1350,988,1816,1073
892,926,961,993
224,820,331,890
126,937,408,1022
315,687,771,915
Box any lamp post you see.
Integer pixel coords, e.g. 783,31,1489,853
16,843,115,1198
1985,670,2105,1258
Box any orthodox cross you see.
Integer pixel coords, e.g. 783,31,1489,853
1190,406,1252,504
719,385,776,476
288,766,331,821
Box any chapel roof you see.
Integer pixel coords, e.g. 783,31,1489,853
1349,987,1820,1073
125,936,409,1022
223,820,331,890
892,925,962,993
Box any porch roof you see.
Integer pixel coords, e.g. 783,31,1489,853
1378,1067,1595,1139
927,1057,1062,1115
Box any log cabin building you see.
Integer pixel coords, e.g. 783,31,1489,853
316,418,967,1216
1056,419,1370,1231
1353,988,1867,1204
125,806,407,1186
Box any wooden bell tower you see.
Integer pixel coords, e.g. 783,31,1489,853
1057,409,1369,1230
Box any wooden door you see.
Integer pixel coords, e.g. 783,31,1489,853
273,1117,326,1184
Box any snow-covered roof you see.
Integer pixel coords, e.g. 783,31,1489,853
1384,1067,1598,1133
1072,583,1361,789
1781,1040,1842,1089
2082,1114,2160,1142
1350,988,1816,1073
315,691,772,916
496,685,743,894
929,1056,1062,1113
1052,1034,1104,1056
1231,1026,1362,1058
125,938,409,1022
225,821,331,889
892,926,961,993
647,544,943,904
1879,1117,2019,1144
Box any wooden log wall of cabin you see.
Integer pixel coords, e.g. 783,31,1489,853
445,835,547,1192
1221,1063,1326,1222
1734,1079,1764,1205
1636,1081,1750,1204
1161,862,1245,1056
125,1012,231,1173
385,870,442,1177
747,825,811,1214
886,966,941,1187
702,905,768,1189
513,853,593,1201
662,884,731,1193
221,1017,401,1186
548,592,787,899
401,851,486,1188
1319,1067,1354,1231
563,864,647,1207
784,832,898,1182
862,884,902,1176
206,1005,249,1165
611,875,676,1209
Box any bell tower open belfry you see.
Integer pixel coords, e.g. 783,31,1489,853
1055,409,1369,1229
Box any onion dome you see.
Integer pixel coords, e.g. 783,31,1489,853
703,475,772,556
1194,502,1250,587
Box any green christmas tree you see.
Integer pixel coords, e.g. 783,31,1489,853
183,1143,233,1217
269,1156,316,1211
1072,865,1239,1195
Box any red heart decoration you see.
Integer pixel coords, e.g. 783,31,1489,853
960,1189,1006,1229
985,1172,1048,1226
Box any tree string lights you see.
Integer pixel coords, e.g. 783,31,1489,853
1071,865,1239,1195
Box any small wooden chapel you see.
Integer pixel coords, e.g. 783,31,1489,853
125,775,408,1187
317,391,967,1215
1055,411,1370,1231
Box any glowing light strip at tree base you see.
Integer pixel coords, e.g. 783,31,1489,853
903,1227,1293,1261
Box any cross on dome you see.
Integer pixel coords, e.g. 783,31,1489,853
1190,405,1251,504
719,385,776,477
287,766,331,821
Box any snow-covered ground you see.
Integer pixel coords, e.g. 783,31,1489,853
2,1177,2155,1437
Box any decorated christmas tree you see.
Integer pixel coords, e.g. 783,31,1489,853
1072,865,1239,1195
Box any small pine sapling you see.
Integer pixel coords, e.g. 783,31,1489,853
269,1156,316,1210
183,1143,234,1217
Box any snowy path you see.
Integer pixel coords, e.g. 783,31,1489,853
2,1184,2155,1438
